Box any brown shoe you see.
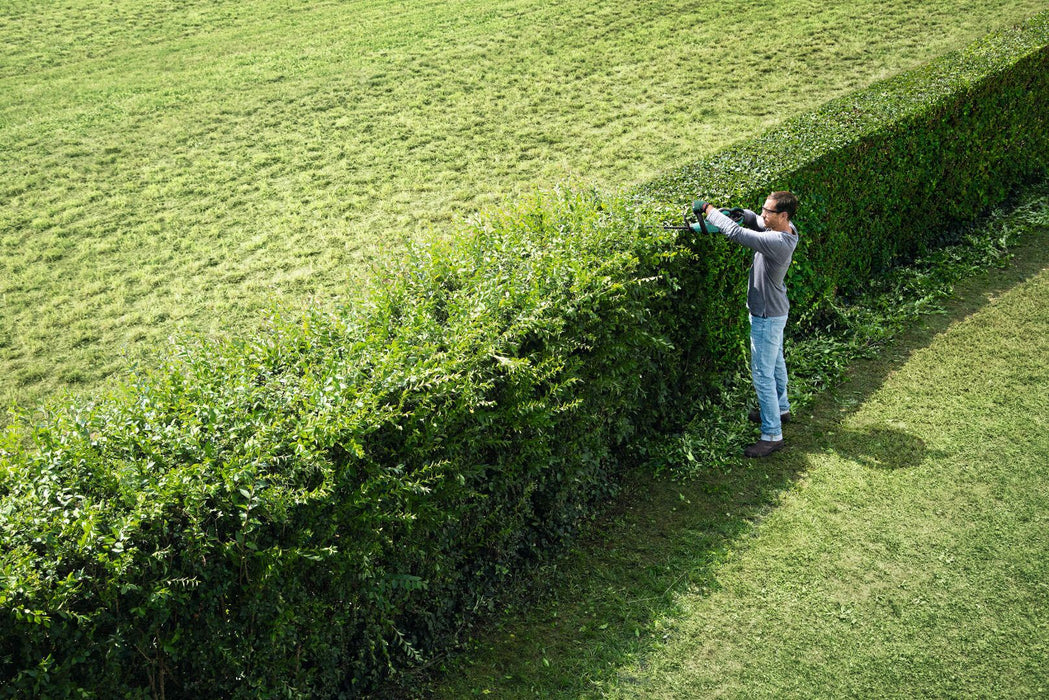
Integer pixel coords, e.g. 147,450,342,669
744,439,785,458
747,408,791,425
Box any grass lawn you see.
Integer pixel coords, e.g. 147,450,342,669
420,190,1049,697
2,0,1046,409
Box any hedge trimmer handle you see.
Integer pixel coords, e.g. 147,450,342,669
661,204,746,235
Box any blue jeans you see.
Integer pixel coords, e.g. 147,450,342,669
750,314,790,440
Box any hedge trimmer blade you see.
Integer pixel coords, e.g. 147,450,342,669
662,204,702,232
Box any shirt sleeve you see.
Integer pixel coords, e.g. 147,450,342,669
707,208,796,262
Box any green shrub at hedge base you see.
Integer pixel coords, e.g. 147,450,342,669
2,11,1048,698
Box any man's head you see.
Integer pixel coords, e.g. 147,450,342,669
760,191,798,231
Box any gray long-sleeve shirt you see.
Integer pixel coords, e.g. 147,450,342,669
707,208,798,318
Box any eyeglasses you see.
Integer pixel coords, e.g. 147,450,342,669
761,206,783,216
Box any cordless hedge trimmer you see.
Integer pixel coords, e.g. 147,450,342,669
662,199,753,235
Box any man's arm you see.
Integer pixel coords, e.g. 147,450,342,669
704,206,787,257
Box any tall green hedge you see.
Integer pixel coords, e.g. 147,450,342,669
2,12,1047,698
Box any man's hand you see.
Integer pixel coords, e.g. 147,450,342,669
692,200,711,219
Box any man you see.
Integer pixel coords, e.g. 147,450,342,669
697,191,799,458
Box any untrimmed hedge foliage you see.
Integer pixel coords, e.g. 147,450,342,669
2,12,1048,698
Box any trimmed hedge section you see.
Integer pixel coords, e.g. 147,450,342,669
2,12,1048,698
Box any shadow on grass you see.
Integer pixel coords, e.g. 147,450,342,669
817,425,939,471
413,215,1049,699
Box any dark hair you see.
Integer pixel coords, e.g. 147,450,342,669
770,191,799,219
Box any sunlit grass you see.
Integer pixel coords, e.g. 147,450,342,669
2,0,1045,408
